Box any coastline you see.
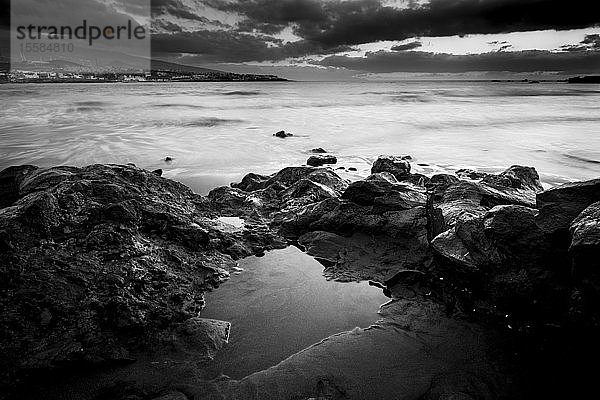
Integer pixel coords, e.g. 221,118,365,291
1,156,599,399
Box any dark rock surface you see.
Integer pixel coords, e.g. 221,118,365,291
536,178,600,242
0,165,39,208
0,164,284,397
307,155,338,167
273,130,293,138
570,201,600,301
371,155,412,180
2,156,600,400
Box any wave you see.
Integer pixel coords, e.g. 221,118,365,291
151,117,244,128
152,103,206,109
412,115,600,130
563,153,600,165
73,107,104,112
74,101,111,107
390,94,431,103
221,90,262,96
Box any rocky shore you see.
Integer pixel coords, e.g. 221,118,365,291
1,157,599,399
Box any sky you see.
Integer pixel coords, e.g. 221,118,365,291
5,0,600,79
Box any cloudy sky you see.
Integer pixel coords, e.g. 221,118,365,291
4,0,600,79
148,0,600,79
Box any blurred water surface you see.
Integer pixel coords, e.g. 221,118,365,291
1,80,599,193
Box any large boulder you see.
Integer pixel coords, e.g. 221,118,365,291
483,165,544,192
211,166,349,217
483,205,552,267
371,155,412,180
0,164,283,391
537,178,600,243
429,166,548,277
231,172,270,192
570,201,600,299
455,165,543,193
342,175,427,210
0,165,39,208
306,154,337,167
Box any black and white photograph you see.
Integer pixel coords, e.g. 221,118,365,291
1,0,600,399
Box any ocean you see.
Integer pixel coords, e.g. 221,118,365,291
1,80,599,193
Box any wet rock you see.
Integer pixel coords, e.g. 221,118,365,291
298,229,425,282
0,165,38,208
485,205,561,268
536,178,600,243
431,165,543,232
310,148,327,154
429,165,548,282
371,155,412,180
342,178,427,210
0,164,283,392
426,174,460,191
455,169,487,180
274,130,293,138
208,186,254,214
231,172,270,192
289,199,431,281
151,392,188,400
348,167,357,172
165,157,173,162
483,165,544,192
570,202,600,299
211,167,350,243
163,317,230,360
152,169,163,177
422,370,498,400
307,155,338,167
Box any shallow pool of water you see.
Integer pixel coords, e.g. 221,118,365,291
200,246,389,379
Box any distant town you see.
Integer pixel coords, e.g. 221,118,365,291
0,69,287,83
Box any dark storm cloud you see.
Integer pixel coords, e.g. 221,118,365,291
561,33,600,52
11,0,144,26
199,0,600,47
581,33,600,49
307,0,600,47
391,41,422,51
152,19,184,33
150,0,600,69
151,29,355,62
318,50,600,74
152,0,211,22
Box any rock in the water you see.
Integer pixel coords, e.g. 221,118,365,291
310,148,327,154
152,169,163,176
307,154,338,167
371,155,412,180
536,178,600,241
273,130,293,138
